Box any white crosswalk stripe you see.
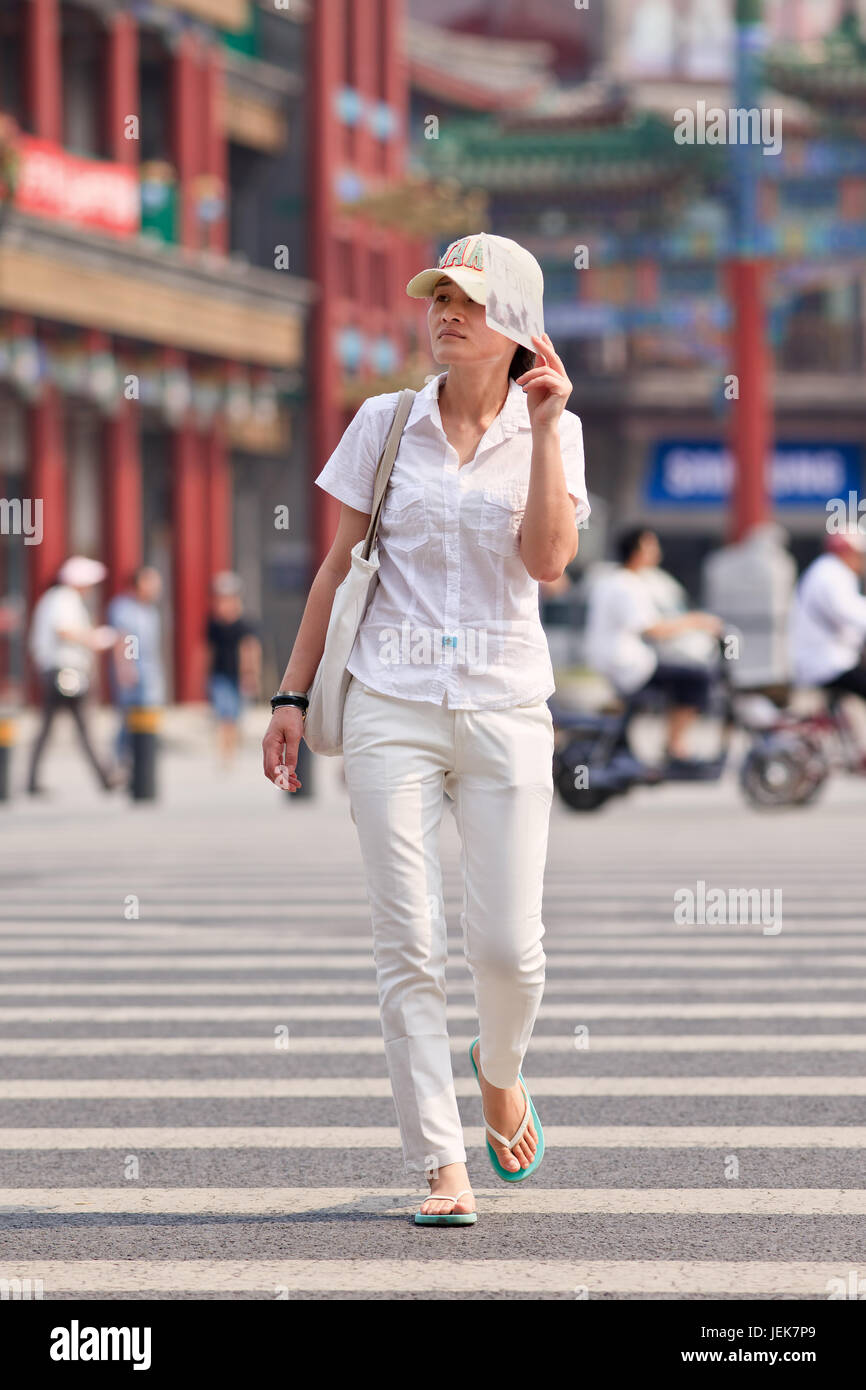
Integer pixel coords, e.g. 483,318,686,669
2,1187,865,1214
4,951,866,970
2,1076,865,1098
4,1125,866,1150
3,1000,866,1020
2,975,866,994
4,1032,866,1054
0,1258,857,1295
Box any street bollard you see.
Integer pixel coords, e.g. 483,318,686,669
0,718,16,802
289,733,313,799
126,707,161,801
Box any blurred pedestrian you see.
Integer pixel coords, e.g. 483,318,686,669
26,556,119,795
206,572,261,766
584,527,724,764
789,529,866,748
107,566,166,771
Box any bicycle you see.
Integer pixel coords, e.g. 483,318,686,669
739,685,866,809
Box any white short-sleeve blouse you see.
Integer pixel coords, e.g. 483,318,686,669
314,370,590,710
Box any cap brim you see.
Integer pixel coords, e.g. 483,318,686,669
406,268,486,304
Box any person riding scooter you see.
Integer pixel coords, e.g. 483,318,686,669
584,527,725,769
788,528,866,757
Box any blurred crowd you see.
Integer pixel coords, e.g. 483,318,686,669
23,560,261,796
11,517,866,796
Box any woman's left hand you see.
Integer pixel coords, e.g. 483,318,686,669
515,332,573,430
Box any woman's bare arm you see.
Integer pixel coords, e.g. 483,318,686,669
262,502,371,789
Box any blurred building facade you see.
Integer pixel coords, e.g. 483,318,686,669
0,0,452,703
0,0,314,703
405,0,866,597
3,0,865,704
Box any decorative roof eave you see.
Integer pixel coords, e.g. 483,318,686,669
497,83,630,133
419,115,725,193
434,163,702,196
409,61,545,112
407,16,555,113
764,58,866,107
764,15,866,110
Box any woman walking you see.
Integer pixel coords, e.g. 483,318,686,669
262,234,590,1224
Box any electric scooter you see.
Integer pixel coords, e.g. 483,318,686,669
550,632,761,812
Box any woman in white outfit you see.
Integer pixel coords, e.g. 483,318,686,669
262,234,590,1225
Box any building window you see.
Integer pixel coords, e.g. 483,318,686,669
61,3,107,158
139,28,172,165
0,1,25,128
343,0,356,87
374,0,387,99
368,248,387,308
336,239,357,301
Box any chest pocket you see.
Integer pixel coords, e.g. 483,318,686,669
380,483,430,553
478,483,528,558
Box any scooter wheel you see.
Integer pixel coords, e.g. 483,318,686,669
739,738,828,809
555,763,612,812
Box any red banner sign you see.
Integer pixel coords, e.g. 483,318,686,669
14,136,139,237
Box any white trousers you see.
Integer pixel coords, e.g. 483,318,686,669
341,674,554,1175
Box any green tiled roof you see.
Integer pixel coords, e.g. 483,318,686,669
422,114,722,192
765,15,866,106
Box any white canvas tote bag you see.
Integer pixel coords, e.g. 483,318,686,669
303,388,416,756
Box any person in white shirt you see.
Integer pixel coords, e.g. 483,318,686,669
585,527,724,762
26,555,119,795
789,531,866,703
262,233,590,1224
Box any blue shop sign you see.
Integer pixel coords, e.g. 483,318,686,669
646,440,862,506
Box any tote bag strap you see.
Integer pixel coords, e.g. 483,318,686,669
362,388,416,561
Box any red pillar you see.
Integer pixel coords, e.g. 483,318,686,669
106,9,139,165
204,423,232,577
27,383,66,602
26,381,66,700
172,34,202,251
635,260,659,305
201,45,228,254
172,420,209,703
102,401,142,599
355,0,375,175
309,0,346,572
383,0,405,181
727,260,771,541
26,0,62,142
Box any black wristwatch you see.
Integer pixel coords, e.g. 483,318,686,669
271,690,309,717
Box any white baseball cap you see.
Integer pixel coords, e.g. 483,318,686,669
406,232,544,305
58,555,107,587
212,570,243,596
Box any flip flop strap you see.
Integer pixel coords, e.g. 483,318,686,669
483,1080,530,1150
424,1189,472,1205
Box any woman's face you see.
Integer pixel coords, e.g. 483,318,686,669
427,276,515,370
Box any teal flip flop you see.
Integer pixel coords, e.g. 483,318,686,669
469,1035,545,1183
414,1189,477,1225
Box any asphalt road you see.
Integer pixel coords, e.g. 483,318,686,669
1,713,866,1300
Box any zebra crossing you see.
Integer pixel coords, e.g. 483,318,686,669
1,761,866,1299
